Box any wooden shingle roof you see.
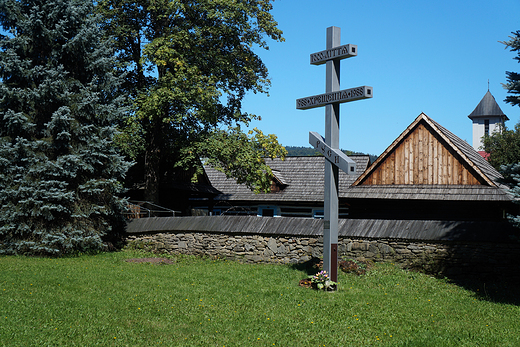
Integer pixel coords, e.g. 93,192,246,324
127,216,518,242
344,184,511,201
429,116,503,184
205,155,371,202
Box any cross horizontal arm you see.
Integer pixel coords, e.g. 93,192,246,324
309,131,357,175
296,86,373,110
310,44,357,65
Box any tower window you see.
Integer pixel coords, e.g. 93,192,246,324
484,119,489,136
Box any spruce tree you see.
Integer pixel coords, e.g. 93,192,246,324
499,31,520,230
0,0,131,255
504,30,520,107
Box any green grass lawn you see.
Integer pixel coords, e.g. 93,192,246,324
1,250,519,346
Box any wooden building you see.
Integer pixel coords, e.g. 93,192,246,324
200,155,371,218
344,113,514,223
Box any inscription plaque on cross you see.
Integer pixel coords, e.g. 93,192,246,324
296,26,372,284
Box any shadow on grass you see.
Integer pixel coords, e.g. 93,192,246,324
446,274,520,306
405,257,520,306
290,257,322,276
292,257,520,306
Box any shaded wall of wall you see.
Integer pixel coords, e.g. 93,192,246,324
127,231,520,281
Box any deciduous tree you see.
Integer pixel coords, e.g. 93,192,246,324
482,123,520,170
97,0,287,204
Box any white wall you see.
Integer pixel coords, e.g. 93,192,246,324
471,116,504,151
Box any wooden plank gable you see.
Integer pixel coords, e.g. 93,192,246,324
355,113,491,186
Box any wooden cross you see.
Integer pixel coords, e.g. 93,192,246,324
296,26,372,283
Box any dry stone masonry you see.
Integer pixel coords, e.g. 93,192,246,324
126,231,520,280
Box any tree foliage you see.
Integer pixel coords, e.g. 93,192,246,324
196,127,287,193
503,30,520,107
482,31,520,171
490,31,520,230
0,0,131,255
482,123,520,171
96,0,287,203
495,163,520,231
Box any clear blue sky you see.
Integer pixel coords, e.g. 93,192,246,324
242,0,520,156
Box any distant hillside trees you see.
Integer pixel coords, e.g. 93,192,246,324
285,146,322,156
0,0,131,255
285,146,378,162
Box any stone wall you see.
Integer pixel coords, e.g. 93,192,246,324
127,233,322,264
126,231,520,280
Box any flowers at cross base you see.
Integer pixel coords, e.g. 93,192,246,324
309,270,337,291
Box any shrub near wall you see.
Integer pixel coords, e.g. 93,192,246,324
126,232,520,280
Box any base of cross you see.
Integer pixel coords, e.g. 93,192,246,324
329,243,338,282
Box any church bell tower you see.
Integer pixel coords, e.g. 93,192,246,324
468,90,508,155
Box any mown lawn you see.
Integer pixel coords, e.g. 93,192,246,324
1,250,519,346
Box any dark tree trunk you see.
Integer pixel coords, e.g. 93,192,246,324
143,118,162,204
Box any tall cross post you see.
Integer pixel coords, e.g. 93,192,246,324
296,26,372,284
324,26,341,283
